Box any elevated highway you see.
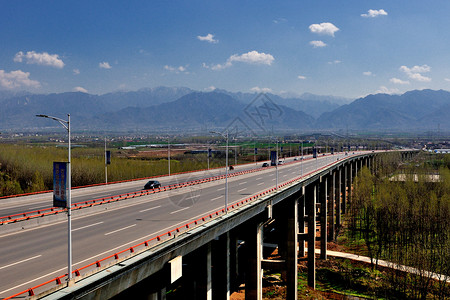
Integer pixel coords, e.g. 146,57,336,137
0,150,417,299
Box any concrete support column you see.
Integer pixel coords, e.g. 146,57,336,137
319,176,327,259
286,198,298,300
148,288,166,300
335,168,341,232
342,165,347,215
213,233,230,300
298,186,306,257
328,171,335,241
229,231,239,293
207,243,212,300
306,184,316,289
349,163,353,204
245,221,263,300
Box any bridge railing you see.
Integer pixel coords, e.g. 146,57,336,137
3,153,357,299
0,156,320,225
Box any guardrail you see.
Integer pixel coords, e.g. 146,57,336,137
0,156,318,225
3,153,354,300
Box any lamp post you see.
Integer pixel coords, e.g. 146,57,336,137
301,142,304,176
276,140,279,189
168,137,171,176
36,114,72,281
210,131,228,214
105,137,108,184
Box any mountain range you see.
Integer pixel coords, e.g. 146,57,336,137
0,87,448,133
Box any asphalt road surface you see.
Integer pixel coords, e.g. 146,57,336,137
0,152,355,298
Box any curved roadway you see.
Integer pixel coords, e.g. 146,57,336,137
0,152,356,298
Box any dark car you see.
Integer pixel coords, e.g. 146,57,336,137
144,180,161,189
262,162,269,167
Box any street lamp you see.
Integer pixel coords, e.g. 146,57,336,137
168,137,171,176
36,114,72,281
276,140,279,189
210,130,228,214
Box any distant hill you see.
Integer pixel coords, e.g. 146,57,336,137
94,92,316,132
0,88,448,132
215,89,347,118
98,86,193,110
317,89,450,131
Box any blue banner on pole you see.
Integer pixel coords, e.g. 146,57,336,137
208,148,212,158
313,147,317,158
254,147,257,154
106,150,111,164
53,162,68,208
270,151,277,166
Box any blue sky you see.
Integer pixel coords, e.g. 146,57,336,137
1,0,450,98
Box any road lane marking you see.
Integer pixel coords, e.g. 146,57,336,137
210,196,222,201
217,188,225,191
72,222,104,232
238,181,247,185
170,207,189,214
0,255,42,270
257,182,264,185
255,177,263,180
139,205,161,213
105,224,137,236
27,205,47,210
237,188,247,192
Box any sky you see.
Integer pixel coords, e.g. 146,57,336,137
1,0,450,99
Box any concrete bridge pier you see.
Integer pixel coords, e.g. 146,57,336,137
244,220,264,300
319,176,327,260
341,165,347,215
328,171,335,241
212,232,231,300
298,186,306,256
306,182,317,289
335,167,342,235
273,194,300,300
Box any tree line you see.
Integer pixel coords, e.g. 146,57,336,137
348,152,449,299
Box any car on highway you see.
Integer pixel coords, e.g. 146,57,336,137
262,162,269,167
144,180,161,189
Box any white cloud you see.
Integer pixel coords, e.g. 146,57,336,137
0,69,40,89
14,51,64,68
390,78,410,85
376,86,399,94
250,87,273,93
309,22,339,37
229,51,274,65
99,62,112,69
204,86,216,91
73,86,88,93
361,9,388,18
205,50,275,70
400,65,431,82
363,71,372,76
273,18,287,24
164,65,189,74
328,60,341,64
197,33,218,44
445,78,450,82
297,75,306,80
309,40,327,48
73,69,80,75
